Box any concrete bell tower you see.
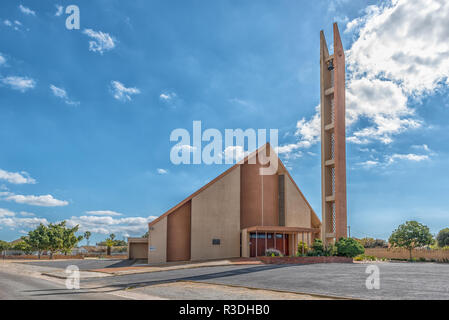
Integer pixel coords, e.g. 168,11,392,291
320,23,347,244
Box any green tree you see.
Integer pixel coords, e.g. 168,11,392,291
389,221,434,260
0,240,10,258
335,238,365,257
62,224,83,255
105,238,114,256
45,221,83,258
84,231,92,246
12,241,32,254
142,231,149,238
47,222,65,258
109,233,116,241
23,224,50,259
436,228,449,248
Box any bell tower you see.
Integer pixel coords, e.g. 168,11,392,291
320,23,347,244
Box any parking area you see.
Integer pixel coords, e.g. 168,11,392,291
81,262,449,299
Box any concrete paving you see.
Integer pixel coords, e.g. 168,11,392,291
81,262,449,300
0,271,127,300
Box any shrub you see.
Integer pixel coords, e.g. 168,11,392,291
335,237,365,258
418,257,426,262
356,237,388,248
354,254,376,261
265,248,282,257
324,243,337,256
297,241,308,255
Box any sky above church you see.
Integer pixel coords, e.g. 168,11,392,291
1,0,448,243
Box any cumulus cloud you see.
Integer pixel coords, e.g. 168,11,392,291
387,153,430,164
83,29,116,54
0,192,68,207
0,208,47,231
110,81,140,102
19,5,36,16
223,146,247,163
0,169,36,184
65,215,157,236
86,210,123,217
281,0,449,156
1,76,36,92
49,84,79,106
276,106,321,155
0,53,6,66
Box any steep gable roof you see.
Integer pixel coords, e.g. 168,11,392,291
149,143,321,227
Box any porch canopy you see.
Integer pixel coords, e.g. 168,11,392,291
243,226,320,257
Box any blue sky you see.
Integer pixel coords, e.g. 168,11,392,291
0,0,448,243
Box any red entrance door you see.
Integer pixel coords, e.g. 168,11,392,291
249,233,289,257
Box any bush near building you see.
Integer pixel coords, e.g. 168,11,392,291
335,238,365,258
265,248,283,257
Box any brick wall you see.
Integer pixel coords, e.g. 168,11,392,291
365,248,449,261
257,256,353,264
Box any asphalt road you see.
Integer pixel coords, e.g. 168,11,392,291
21,259,134,270
81,262,449,300
0,271,127,300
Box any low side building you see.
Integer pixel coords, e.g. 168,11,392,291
143,144,321,264
128,237,149,260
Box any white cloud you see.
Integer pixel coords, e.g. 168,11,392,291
0,208,15,218
157,168,168,175
0,208,47,230
86,210,123,217
356,160,380,169
387,153,430,164
65,215,157,236
159,92,177,101
276,106,321,156
1,192,69,207
172,144,196,153
19,211,35,217
49,84,79,106
3,20,22,31
19,5,36,16
0,53,6,66
83,29,116,54
110,81,140,102
223,146,247,163
1,76,36,92
55,5,63,17
0,169,36,184
281,0,449,155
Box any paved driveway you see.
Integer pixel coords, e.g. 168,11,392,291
0,271,127,300
82,262,449,300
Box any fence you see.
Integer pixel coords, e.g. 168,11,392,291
365,248,449,261
1,246,128,260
